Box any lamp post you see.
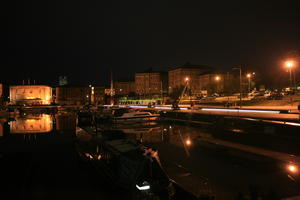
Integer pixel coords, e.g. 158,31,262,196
246,73,251,93
215,75,220,94
285,60,294,88
179,77,189,105
233,66,242,108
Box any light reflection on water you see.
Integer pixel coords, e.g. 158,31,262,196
10,114,53,134
4,113,77,135
109,122,207,153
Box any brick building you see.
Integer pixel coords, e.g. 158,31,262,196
55,85,104,105
135,68,168,96
168,62,212,95
198,73,235,95
114,81,135,96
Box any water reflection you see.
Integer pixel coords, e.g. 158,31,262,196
113,123,199,154
55,113,77,132
10,114,53,134
5,113,77,135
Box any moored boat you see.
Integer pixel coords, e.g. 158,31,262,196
75,127,175,199
112,108,160,122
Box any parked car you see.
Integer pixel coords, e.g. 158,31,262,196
267,92,283,100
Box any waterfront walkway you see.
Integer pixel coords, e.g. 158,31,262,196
129,104,300,122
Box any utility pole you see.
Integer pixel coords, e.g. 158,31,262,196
293,68,296,89
232,65,242,108
239,66,242,108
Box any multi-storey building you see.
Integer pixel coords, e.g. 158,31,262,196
168,62,212,95
114,81,136,96
9,85,52,105
135,69,168,96
55,85,104,105
198,73,235,94
92,86,105,105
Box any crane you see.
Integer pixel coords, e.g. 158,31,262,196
172,77,190,110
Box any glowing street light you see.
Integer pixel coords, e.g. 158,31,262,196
246,73,251,93
286,61,294,68
287,163,298,174
215,76,221,94
285,60,295,88
185,139,191,146
185,77,189,82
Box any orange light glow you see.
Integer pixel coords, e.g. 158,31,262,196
246,73,251,78
287,164,298,174
215,76,220,81
185,77,189,82
185,139,191,146
285,61,294,68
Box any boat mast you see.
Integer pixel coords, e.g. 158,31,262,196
110,70,114,105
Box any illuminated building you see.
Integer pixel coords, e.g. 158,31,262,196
9,85,52,105
92,86,105,105
135,68,168,96
0,84,9,105
168,62,212,95
114,81,136,96
56,85,104,105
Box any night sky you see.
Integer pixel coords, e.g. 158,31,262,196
1,1,300,87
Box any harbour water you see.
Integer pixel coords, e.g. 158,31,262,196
1,112,300,199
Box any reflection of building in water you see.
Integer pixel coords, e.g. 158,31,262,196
55,114,77,132
9,85,52,105
10,114,53,134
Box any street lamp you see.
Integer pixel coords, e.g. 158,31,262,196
232,66,242,108
215,75,220,94
285,60,294,88
246,73,251,93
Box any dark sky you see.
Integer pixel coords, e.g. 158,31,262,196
1,1,300,87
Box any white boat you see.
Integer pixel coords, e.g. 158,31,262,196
112,108,160,122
